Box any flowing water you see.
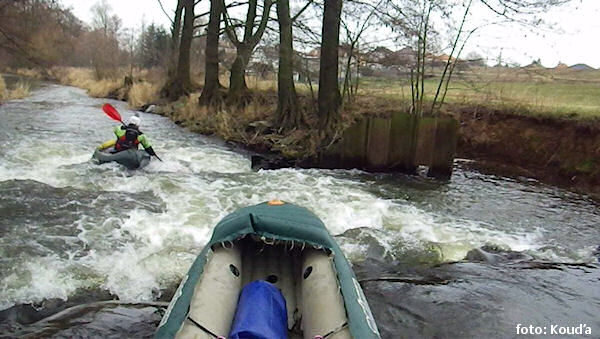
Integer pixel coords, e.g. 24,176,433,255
0,84,599,338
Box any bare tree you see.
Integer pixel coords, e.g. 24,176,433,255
199,0,224,106
161,0,195,101
340,0,381,105
317,0,343,132
373,0,572,116
91,0,121,36
157,0,185,78
89,0,123,78
169,0,185,77
222,0,274,105
276,0,302,130
0,1,85,68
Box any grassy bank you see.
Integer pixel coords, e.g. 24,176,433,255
358,67,600,119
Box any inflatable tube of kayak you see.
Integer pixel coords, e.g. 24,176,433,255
156,201,381,339
92,148,150,169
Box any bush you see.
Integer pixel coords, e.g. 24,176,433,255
50,67,121,98
128,81,160,109
0,76,31,100
7,81,30,99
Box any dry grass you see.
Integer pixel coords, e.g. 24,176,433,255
50,67,121,98
50,67,165,105
0,75,6,101
174,94,237,138
128,81,161,109
166,93,275,143
88,78,122,98
6,81,31,99
55,67,122,98
12,68,45,79
247,77,277,92
0,75,31,100
142,67,168,85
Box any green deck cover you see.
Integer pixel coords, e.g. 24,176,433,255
155,201,380,339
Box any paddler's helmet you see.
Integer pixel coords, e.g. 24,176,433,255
127,115,141,127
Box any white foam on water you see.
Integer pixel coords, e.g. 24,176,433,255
75,214,204,302
152,146,249,174
381,204,545,261
0,255,84,310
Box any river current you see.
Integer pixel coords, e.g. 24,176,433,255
0,84,598,338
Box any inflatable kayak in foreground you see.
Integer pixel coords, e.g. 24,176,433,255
156,201,380,339
92,148,150,170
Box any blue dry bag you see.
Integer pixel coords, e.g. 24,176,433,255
229,280,288,339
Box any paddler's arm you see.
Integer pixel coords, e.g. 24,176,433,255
114,125,125,138
98,139,116,150
138,134,156,156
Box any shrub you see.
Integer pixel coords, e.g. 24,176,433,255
7,81,30,99
128,82,160,109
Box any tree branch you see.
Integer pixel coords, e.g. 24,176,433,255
221,0,241,46
156,0,175,26
291,0,314,22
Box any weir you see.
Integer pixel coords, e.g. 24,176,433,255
312,112,459,178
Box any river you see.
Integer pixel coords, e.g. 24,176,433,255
0,84,598,338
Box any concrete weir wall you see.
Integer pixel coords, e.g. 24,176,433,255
317,112,459,178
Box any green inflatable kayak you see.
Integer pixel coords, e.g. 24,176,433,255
156,201,380,339
92,148,150,169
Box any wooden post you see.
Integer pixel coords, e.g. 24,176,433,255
341,118,369,169
428,117,459,178
366,117,391,171
389,112,418,173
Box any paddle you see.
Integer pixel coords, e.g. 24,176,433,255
102,103,125,125
101,103,163,162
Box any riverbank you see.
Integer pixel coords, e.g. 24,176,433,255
153,91,600,198
14,67,599,198
455,105,600,198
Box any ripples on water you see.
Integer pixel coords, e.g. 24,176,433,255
0,84,599,337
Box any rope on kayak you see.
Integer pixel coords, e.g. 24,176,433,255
313,321,349,338
261,236,275,245
187,315,225,339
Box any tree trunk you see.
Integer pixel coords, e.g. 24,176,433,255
276,0,302,130
227,46,252,104
342,42,355,105
162,0,194,101
199,0,223,106
167,0,184,78
223,0,273,105
318,0,343,132
176,0,194,90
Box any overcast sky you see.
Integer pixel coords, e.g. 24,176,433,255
60,0,600,68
